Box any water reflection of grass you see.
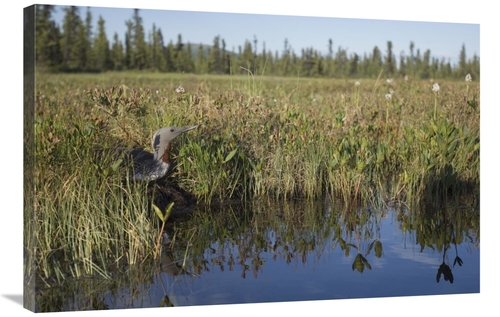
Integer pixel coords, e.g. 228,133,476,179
32,199,479,311
26,72,479,290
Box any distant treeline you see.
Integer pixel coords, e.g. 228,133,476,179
34,5,479,79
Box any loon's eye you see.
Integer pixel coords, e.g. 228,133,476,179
170,128,175,132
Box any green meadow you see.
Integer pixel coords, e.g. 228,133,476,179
26,71,479,282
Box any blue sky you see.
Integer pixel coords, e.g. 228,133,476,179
50,3,479,66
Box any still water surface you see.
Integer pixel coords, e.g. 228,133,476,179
36,199,480,311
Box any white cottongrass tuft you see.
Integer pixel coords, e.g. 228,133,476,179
175,86,185,94
385,93,392,100
432,82,440,93
465,74,472,82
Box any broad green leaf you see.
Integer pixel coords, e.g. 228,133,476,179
112,159,123,171
352,254,364,273
223,149,238,163
163,202,175,222
152,204,163,221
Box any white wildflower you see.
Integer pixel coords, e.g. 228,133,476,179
386,78,393,84
389,88,395,95
432,82,440,93
355,81,360,87
175,86,185,94
465,73,472,82
385,93,392,100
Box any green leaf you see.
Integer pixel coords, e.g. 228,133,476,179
364,261,372,270
153,202,174,222
374,241,383,258
152,204,164,221
163,202,175,222
352,254,364,273
112,159,123,171
223,149,238,163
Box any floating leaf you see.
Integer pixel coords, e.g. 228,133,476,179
352,254,365,273
436,262,454,284
360,255,372,270
374,241,383,258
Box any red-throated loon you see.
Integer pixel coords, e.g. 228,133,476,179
129,125,197,182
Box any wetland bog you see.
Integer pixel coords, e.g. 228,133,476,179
25,72,479,311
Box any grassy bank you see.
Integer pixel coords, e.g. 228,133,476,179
27,71,479,280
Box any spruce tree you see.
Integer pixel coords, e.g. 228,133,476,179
94,16,111,71
334,47,348,78
111,33,124,71
385,41,395,76
35,5,62,70
132,9,147,70
174,34,185,72
124,20,133,69
83,7,94,71
208,36,222,73
151,25,166,71
371,46,383,77
184,43,195,73
61,6,83,71
240,40,254,74
348,53,359,77
458,44,467,77
196,43,206,74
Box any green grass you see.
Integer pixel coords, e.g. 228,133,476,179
27,71,480,281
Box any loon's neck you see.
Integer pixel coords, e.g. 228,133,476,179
161,142,172,164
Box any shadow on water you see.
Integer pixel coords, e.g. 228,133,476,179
32,195,479,311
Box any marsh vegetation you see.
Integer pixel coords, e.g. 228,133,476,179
25,71,479,307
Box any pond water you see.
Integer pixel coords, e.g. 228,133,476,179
34,198,479,311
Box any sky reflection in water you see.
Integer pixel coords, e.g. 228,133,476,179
131,203,480,308
35,201,479,311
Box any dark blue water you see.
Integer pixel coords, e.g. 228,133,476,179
35,201,479,311
101,203,479,309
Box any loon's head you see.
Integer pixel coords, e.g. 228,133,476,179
152,125,198,162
